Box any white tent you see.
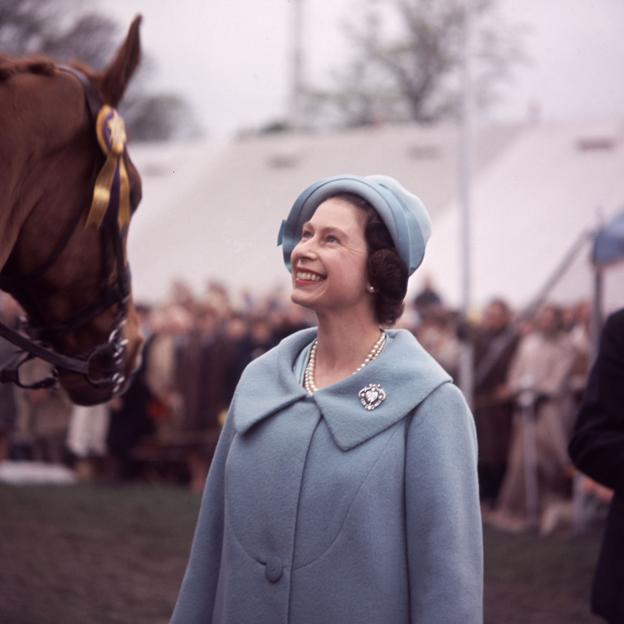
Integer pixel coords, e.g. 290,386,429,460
421,119,624,312
127,120,624,311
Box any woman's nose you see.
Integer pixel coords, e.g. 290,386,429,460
294,238,318,259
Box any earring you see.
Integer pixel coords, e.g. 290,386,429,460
366,285,376,293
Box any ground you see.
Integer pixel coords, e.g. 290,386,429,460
0,484,604,624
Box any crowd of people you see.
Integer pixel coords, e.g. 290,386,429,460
0,280,612,529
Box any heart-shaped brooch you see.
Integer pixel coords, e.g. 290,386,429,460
358,383,387,411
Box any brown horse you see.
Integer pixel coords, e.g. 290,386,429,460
0,17,144,405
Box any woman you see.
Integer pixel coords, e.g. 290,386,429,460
171,175,483,624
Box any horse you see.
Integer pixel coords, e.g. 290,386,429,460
0,17,144,406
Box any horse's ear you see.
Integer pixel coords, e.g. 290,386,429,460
98,15,142,107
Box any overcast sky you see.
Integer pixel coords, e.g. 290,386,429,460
100,0,624,138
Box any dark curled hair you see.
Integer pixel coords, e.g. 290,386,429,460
333,193,408,325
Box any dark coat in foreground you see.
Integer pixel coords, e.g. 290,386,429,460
170,328,483,624
569,309,624,623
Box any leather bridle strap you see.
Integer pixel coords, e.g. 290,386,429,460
0,323,89,376
58,64,104,121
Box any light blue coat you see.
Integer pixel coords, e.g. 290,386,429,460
171,328,483,623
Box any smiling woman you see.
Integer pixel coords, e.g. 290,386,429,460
171,174,483,624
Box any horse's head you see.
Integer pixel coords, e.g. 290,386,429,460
0,17,145,405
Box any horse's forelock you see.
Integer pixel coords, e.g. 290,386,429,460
0,55,56,82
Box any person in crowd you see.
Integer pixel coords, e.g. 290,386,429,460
204,279,231,317
569,308,624,623
178,304,228,491
566,300,592,402
412,275,443,319
67,402,111,480
221,312,253,408
178,305,225,433
487,303,577,532
472,298,519,504
107,304,159,481
14,357,72,464
415,307,461,377
169,279,196,315
248,315,277,360
144,304,191,425
171,174,482,624
269,301,311,344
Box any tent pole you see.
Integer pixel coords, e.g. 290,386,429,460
573,245,603,534
591,266,603,362
458,3,474,406
289,0,305,130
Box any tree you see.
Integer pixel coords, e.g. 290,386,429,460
306,0,526,128
0,0,201,142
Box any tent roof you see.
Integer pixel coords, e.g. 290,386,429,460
421,119,624,310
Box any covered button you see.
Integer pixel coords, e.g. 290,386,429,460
265,556,283,583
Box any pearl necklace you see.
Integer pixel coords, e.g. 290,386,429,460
304,330,387,395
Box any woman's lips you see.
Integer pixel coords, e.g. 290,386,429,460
294,268,326,286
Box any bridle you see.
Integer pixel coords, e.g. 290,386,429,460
0,65,138,393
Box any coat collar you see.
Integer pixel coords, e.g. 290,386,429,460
233,328,451,451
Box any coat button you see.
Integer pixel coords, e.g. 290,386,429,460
265,556,283,583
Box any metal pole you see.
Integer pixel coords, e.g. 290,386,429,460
572,217,604,533
458,3,474,406
591,265,604,362
572,262,604,534
518,375,540,529
289,0,305,130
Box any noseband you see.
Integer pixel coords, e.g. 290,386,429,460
0,66,136,393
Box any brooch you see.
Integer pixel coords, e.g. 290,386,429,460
358,384,387,411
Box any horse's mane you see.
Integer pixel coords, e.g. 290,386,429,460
0,54,56,81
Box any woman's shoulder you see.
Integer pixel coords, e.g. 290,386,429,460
408,381,477,456
418,380,470,415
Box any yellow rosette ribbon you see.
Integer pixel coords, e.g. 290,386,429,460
85,105,131,230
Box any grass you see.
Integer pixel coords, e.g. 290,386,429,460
0,484,198,624
484,526,603,623
0,484,604,624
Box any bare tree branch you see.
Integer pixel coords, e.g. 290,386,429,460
306,0,527,128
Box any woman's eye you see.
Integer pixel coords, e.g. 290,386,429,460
326,234,339,244
301,230,312,239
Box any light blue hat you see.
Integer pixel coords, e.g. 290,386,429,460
277,174,432,276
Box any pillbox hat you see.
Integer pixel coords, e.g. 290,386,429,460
277,174,432,276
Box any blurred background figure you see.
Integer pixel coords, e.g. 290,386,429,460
472,298,519,505
13,357,72,465
412,276,443,322
106,304,163,481
488,304,577,532
176,304,227,492
415,308,460,377
66,403,111,481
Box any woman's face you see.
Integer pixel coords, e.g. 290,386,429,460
290,197,371,315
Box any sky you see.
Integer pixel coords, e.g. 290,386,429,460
99,0,624,139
